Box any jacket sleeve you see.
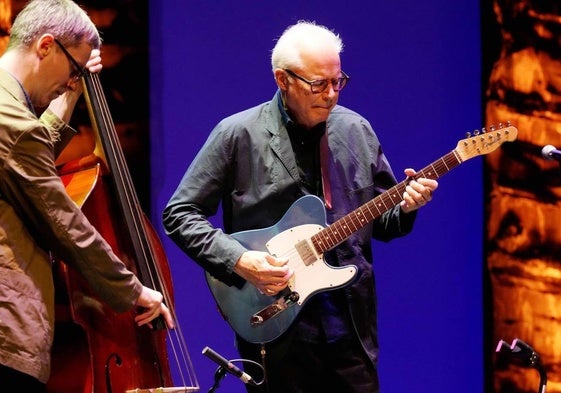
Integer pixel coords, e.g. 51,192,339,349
40,109,78,160
372,148,417,242
162,122,247,283
369,138,418,242
328,111,417,243
0,114,142,313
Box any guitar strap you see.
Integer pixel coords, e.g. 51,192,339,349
320,132,332,209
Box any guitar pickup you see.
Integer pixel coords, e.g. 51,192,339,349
294,239,319,266
250,292,300,327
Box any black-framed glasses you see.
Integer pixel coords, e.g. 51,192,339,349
54,38,86,83
284,68,349,94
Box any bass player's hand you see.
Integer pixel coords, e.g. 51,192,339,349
134,286,175,329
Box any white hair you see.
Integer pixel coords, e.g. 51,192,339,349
271,20,343,72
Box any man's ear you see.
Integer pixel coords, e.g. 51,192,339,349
274,68,288,91
37,34,55,59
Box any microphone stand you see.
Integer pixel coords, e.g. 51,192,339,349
496,338,547,393
202,345,265,392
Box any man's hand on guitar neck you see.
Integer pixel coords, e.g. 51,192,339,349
233,251,293,296
400,168,439,214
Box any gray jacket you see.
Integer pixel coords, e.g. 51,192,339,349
163,91,416,366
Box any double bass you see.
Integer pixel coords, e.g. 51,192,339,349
48,69,199,392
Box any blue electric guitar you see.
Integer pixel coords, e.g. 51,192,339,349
206,124,518,344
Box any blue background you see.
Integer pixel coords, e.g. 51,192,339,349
149,1,484,392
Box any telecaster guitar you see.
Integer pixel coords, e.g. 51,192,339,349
206,124,518,344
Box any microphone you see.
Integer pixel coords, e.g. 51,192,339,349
541,144,561,161
202,346,254,385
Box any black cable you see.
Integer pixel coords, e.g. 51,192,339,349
207,367,227,393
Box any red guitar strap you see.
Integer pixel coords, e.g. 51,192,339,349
320,132,332,210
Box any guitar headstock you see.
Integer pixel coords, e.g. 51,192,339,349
455,123,518,162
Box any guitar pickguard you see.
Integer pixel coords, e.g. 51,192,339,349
266,224,357,305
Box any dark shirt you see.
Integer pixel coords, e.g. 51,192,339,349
283,106,352,344
286,120,324,197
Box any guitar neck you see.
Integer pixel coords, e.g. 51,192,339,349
310,149,462,254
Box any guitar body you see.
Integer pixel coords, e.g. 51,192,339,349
205,195,357,344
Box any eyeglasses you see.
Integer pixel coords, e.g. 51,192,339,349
54,38,86,83
284,69,349,94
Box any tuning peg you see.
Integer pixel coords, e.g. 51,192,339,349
481,127,487,134
489,124,496,131
465,132,471,138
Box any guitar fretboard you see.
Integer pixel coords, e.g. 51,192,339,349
310,150,462,254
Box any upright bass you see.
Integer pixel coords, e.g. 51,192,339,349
48,70,199,392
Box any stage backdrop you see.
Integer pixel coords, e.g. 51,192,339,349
150,1,483,392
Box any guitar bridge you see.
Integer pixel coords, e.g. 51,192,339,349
250,292,300,326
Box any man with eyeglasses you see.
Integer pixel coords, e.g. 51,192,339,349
164,20,438,393
0,1,173,391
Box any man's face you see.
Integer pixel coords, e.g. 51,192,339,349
32,38,91,108
282,50,343,129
